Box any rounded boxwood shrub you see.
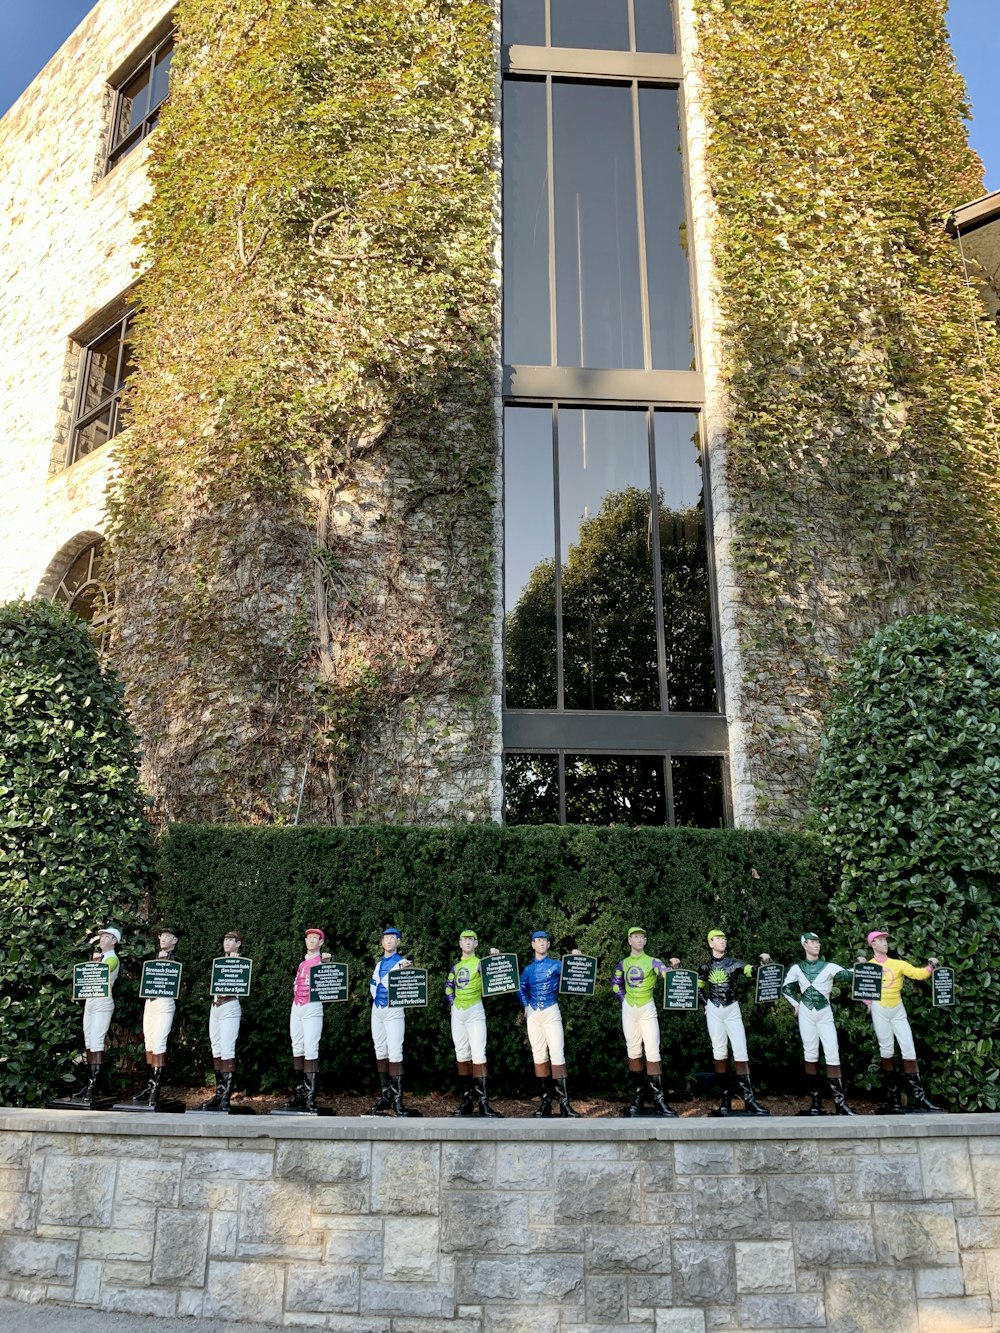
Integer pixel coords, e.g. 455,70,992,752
811,615,1000,1109
0,599,153,1106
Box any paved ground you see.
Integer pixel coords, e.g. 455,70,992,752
0,1299,282,1332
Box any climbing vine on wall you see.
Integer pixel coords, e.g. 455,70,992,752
697,0,1000,822
106,0,497,824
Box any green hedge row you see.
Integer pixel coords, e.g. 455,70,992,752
145,824,853,1100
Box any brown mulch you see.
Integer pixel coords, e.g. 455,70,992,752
167,1086,885,1118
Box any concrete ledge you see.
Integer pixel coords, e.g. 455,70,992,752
2,1105,998,1141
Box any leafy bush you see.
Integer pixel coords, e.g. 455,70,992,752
0,599,153,1105
154,823,833,1099
812,615,1000,1109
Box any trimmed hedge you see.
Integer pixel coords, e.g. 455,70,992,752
153,824,835,1100
812,615,1000,1110
0,599,153,1107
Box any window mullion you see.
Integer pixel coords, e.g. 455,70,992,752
552,403,565,711
647,409,669,712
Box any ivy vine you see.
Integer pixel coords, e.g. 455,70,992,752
107,0,497,824
697,0,1000,821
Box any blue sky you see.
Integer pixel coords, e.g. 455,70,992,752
0,0,998,191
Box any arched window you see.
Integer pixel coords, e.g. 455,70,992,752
48,538,115,651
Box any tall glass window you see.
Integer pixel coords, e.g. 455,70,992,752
504,0,675,54
501,1,727,827
503,80,693,371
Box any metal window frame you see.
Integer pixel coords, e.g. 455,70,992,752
500,1,731,826
67,312,135,467
105,29,174,172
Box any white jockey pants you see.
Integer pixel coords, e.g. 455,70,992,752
143,998,175,1055
796,1003,841,1065
209,1001,242,1060
371,1005,406,1064
290,1001,324,1060
83,998,114,1052
451,1002,488,1065
622,1000,661,1063
706,1000,749,1062
527,1004,565,1066
871,1001,917,1060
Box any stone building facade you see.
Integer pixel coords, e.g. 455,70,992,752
0,0,992,829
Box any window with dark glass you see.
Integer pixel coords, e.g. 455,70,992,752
501,0,727,828
504,0,675,54
106,30,174,171
68,313,135,465
53,539,114,652
503,79,692,371
504,405,717,713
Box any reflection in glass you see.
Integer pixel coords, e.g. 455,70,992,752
566,753,667,824
150,42,173,110
54,539,114,652
671,755,725,827
550,0,629,51
503,79,551,366
633,0,675,53
503,0,546,45
553,82,642,369
559,409,657,709
504,407,557,708
79,327,122,416
109,35,174,166
640,87,694,371
654,412,717,711
504,753,560,824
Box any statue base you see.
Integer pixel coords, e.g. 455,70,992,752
112,1099,187,1114
269,1106,335,1117
47,1095,117,1111
188,1106,258,1116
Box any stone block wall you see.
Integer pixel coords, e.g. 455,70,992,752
0,0,172,604
1,1112,1000,1330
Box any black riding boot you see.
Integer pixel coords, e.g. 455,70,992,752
475,1075,504,1118
828,1076,857,1116
390,1073,422,1117
736,1072,770,1116
201,1077,225,1112
367,1071,393,1116
797,1074,824,1116
554,1076,581,1118
649,1075,678,1118
284,1069,308,1111
710,1073,733,1117
878,1071,903,1114
147,1066,164,1111
621,1077,647,1117
905,1073,943,1113
452,1077,476,1117
302,1071,318,1113
216,1071,235,1112
532,1076,553,1117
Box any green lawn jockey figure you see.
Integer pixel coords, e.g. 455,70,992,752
863,928,942,1113
200,930,244,1113
282,927,331,1113
612,927,677,1117
781,932,857,1116
445,929,503,1117
517,931,582,1118
133,926,180,1110
72,925,121,1104
671,929,770,1116
367,926,422,1117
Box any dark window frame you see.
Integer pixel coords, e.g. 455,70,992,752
501,1,731,827
67,311,135,467
105,28,174,172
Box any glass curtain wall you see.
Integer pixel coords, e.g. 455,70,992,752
501,1,728,826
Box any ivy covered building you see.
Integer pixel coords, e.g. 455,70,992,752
1,0,996,830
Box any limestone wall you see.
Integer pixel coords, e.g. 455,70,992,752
0,0,171,603
1,1111,999,1331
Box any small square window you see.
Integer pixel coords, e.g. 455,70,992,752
106,31,174,171
68,313,135,466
